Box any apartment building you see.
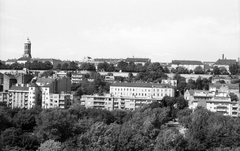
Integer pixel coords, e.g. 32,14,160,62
184,89,240,117
36,77,71,109
8,84,29,108
81,94,158,111
110,82,175,99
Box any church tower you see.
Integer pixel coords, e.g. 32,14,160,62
23,37,32,58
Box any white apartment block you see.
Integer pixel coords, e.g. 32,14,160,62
81,94,158,111
110,83,175,99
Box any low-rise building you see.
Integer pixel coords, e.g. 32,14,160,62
171,60,204,71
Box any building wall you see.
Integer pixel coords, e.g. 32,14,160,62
9,90,29,108
110,85,174,99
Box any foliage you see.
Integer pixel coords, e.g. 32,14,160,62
38,139,61,151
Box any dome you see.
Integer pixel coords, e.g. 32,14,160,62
25,37,31,44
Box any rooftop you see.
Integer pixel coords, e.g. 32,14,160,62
111,82,173,88
214,59,236,66
172,60,203,65
125,58,150,63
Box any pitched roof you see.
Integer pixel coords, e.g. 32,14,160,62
125,58,150,63
18,57,32,61
111,82,173,88
172,60,203,65
6,59,17,62
214,59,236,66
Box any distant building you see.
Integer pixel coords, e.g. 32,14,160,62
213,54,236,71
5,59,17,65
104,76,115,83
171,60,204,71
125,58,151,65
211,75,231,84
71,73,84,83
161,79,177,87
17,38,33,64
34,58,62,69
209,83,239,95
93,58,122,65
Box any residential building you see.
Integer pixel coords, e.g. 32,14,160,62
36,77,71,109
209,83,239,95
8,84,29,108
71,72,84,83
161,79,177,86
81,94,159,111
110,82,175,99
184,89,240,117
171,60,204,71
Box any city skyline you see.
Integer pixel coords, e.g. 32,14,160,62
0,0,240,62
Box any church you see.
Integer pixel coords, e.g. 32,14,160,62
17,38,32,64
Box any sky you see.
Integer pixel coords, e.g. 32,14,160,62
0,0,240,62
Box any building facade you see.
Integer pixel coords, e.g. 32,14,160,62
110,82,175,99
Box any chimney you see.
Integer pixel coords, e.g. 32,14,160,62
222,54,224,60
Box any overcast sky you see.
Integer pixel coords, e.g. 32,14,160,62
0,0,239,62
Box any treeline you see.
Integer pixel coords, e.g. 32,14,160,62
0,60,53,70
0,96,188,151
72,73,111,96
2,97,240,150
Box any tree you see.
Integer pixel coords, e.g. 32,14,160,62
68,61,78,70
38,139,61,151
194,66,204,74
186,79,196,90
97,62,109,71
35,109,78,142
80,63,96,71
44,61,53,70
117,61,128,72
229,64,240,75
61,62,69,70
212,66,220,75
219,67,229,75
195,77,203,90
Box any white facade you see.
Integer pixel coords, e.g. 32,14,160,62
110,83,174,100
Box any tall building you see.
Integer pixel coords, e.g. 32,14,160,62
23,37,32,58
18,38,33,64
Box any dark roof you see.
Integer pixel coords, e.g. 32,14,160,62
214,59,236,66
9,85,29,91
172,60,203,65
6,59,17,62
111,82,173,88
18,57,32,61
125,58,150,63
94,58,122,63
